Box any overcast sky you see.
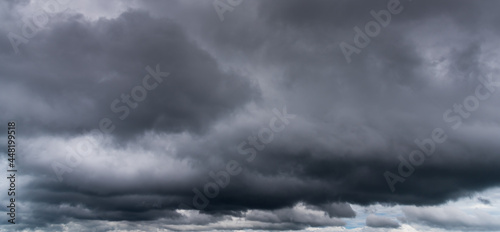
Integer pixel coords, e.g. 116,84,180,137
1,0,500,231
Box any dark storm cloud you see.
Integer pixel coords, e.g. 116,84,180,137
0,9,258,137
308,203,356,218
194,133,500,208
2,0,500,231
161,0,500,208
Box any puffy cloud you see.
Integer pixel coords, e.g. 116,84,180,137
402,206,500,231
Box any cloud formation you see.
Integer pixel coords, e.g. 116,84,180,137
366,214,401,228
1,0,500,231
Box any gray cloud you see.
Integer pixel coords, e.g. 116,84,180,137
402,206,500,231
366,214,400,228
1,0,500,231
245,205,346,228
478,197,492,205
0,9,259,138
308,203,357,218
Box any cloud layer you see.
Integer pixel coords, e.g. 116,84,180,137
1,0,500,231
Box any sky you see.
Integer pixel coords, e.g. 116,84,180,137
1,0,500,231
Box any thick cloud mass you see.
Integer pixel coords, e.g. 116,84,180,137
1,0,500,231
0,10,258,137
